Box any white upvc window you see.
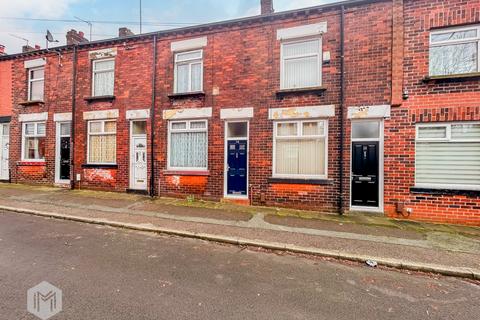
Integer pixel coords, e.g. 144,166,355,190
429,25,480,76
174,50,203,93
415,122,480,190
28,67,44,101
92,58,115,96
273,120,328,179
87,120,117,164
22,122,46,161
280,38,322,90
168,120,208,170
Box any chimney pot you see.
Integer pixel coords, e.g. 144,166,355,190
34,45,41,50
119,27,135,37
261,0,274,15
0,45,5,55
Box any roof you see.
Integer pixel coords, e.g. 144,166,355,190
0,0,380,60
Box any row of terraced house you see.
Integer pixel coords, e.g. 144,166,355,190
0,0,479,225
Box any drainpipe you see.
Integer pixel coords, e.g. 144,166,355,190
70,45,78,190
338,5,346,215
149,35,157,197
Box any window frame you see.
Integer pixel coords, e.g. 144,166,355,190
92,58,115,97
280,37,322,90
167,119,208,171
272,119,328,179
174,49,204,94
87,119,117,165
415,121,480,190
21,121,46,162
429,24,480,76
28,66,45,101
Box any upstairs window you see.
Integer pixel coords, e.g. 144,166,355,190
92,59,115,96
22,122,46,161
416,123,480,190
430,25,480,76
28,67,44,101
88,120,117,164
174,50,203,93
280,38,322,90
168,120,208,170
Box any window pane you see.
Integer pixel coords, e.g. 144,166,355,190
132,121,147,135
284,56,318,88
431,30,477,43
30,80,44,100
283,40,319,58
94,70,114,96
24,137,45,160
89,134,116,163
94,60,114,71
227,122,248,138
277,123,297,136
176,51,202,61
303,122,324,136
430,43,478,76
170,132,207,168
104,121,116,133
191,63,202,92
89,122,102,133
36,123,46,136
31,68,44,80
1,124,9,136
418,126,447,139
25,123,35,135
172,122,187,130
190,121,206,129
275,138,325,176
60,123,71,136
176,64,189,93
451,124,480,140
352,122,380,139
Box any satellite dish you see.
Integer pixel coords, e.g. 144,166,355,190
46,30,58,43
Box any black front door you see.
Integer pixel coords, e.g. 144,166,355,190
227,140,247,196
60,137,71,180
351,142,379,207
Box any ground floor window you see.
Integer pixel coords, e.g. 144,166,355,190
416,122,480,190
22,122,46,161
273,120,327,178
88,120,117,164
168,120,208,170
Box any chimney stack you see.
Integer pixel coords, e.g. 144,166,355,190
22,45,36,53
261,0,274,15
119,27,134,37
66,29,89,45
0,45,5,56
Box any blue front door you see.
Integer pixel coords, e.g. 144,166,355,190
227,140,247,196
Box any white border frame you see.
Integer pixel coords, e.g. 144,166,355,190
349,119,384,213
27,66,44,101
280,37,322,90
129,120,148,190
173,49,203,94
272,119,328,180
167,119,208,171
92,58,115,97
223,120,250,199
429,24,480,76
55,121,71,184
86,119,117,165
21,121,46,162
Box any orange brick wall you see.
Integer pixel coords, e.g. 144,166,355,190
0,60,12,116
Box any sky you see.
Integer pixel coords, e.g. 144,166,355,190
0,0,340,54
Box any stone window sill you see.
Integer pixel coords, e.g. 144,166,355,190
82,164,118,169
276,86,326,98
268,177,332,185
410,187,480,197
163,170,210,176
18,100,45,106
422,72,480,82
84,95,116,103
167,91,206,99
17,161,46,166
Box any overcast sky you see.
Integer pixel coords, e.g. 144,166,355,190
0,0,340,54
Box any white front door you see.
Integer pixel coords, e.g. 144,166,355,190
130,121,148,190
0,124,9,180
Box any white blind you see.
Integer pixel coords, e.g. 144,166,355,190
281,39,321,89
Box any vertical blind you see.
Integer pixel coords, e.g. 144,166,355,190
416,123,480,187
281,39,321,89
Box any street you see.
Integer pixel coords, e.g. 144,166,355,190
0,211,479,320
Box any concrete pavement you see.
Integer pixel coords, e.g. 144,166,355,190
0,183,479,279
1,212,479,320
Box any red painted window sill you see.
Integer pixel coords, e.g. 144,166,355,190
17,161,46,166
163,170,210,176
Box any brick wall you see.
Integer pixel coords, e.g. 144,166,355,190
0,60,12,116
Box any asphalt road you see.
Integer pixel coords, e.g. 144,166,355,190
0,211,479,320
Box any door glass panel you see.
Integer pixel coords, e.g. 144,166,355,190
227,122,248,138
132,121,147,135
352,122,380,139
60,123,71,136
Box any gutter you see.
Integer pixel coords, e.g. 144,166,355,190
149,35,157,197
338,6,346,215
70,45,78,190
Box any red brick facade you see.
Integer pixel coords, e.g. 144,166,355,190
1,0,479,225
